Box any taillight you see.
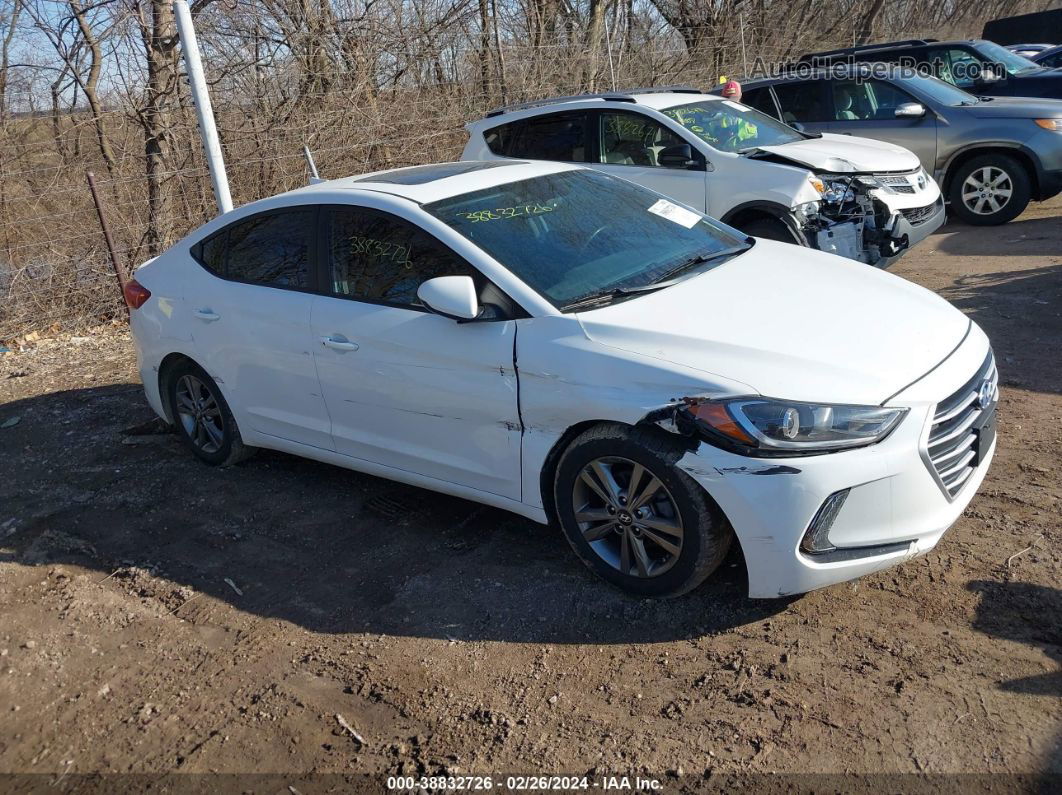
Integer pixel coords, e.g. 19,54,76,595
123,278,151,309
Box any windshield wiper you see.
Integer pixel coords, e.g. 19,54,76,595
560,244,751,312
644,244,751,285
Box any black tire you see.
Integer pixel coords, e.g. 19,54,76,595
948,154,1031,226
739,215,804,245
165,360,255,467
553,423,732,598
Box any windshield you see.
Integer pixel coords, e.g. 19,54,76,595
662,100,804,153
424,170,749,310
975,41,1043,75
899,73,980,106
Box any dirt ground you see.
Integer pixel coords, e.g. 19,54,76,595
1,198,1060,790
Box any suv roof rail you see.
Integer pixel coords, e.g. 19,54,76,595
483,85,704,118
799,39,939,61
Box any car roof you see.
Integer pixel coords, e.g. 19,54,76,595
799,38,997,61
274,159,580,205
475,87,719,123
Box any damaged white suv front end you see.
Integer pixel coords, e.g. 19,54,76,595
462,90,945,268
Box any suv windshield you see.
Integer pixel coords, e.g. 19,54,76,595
897,73,980,106
425,170,749,310
662,100,804,153
974,40,1043,76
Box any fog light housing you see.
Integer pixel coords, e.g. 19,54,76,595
800,489,850,554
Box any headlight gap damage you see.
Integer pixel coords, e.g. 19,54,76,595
642,396,907,459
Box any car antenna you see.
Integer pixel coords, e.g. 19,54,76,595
303,145,325,185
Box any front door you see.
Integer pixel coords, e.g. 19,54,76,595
823,79,938,171
590,110,709,212
310,205,522,499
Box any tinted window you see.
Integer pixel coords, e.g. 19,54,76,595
198,210,313,287
425,170,749,310
598,111,687,166
742,87,779,118
772,81,829,122
1040,51,1062,69
327,208,475,307
830,79,918,121
484,122,519,156
508,112,589,161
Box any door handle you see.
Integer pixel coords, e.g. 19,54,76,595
321,336,359,352
193,308,221,321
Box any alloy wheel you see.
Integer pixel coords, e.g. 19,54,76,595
174,374,225,454
961,166,1013,216
571,456,684,578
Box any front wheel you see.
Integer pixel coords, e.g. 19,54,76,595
739,215,805,245
553,424,732,598
948,154,1031,225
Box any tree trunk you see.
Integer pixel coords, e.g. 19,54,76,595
68,0,118,174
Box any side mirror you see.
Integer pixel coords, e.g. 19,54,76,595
417,275,479,321
789,121,806,132
894,102,927,119
657,143,700,170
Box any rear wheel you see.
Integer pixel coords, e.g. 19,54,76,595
553,423,732,598
166,361,254,466
948,154,1031,225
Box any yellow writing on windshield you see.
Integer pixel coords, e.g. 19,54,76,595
458,204,555,223
348,236,413,268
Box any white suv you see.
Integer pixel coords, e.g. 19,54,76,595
125,161,995,599
463,87,946,267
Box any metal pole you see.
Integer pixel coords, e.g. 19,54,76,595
739,10,749,79
604,18,617,93
172,0,233,215
86,171,128,312
303,144,323,184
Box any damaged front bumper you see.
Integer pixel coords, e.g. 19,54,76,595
661,334,994,599
800,171,945,268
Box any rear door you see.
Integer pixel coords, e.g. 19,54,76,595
589,110,708,212
769,80,833,135
184,207,334,449
310,205,523,499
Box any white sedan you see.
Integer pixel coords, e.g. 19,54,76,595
125,160,996,598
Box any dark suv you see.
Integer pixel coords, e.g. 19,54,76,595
799,39,1062,100
730,65,1062,225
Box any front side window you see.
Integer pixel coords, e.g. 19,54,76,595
424,170,749,310
926,47,984,87
662,100,805,153
829,79,918,121
598,111,688,166
506,111,590,162
326,207,475,307
196,209,313,288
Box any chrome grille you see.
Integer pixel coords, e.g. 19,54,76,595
876,173,918,194
925,351,998,498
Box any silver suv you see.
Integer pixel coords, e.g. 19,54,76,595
733,65,1062,224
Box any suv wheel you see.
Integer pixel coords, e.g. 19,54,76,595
166,361,254,466
948,154,1031,225
553,423,732,598
740,215,805,246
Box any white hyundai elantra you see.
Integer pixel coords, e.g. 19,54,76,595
125,160,997,598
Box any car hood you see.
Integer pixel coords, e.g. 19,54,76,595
575,240,970,406
961,94,1062,118
749,133,921,173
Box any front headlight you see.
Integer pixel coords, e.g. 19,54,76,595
683,398,907,455
1034,118,1062,131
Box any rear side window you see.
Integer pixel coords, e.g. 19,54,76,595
193,209,314,288
772,81,830,122
484,122,520,156
326,207,476,308
501,112,590,162
742,87,780,119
